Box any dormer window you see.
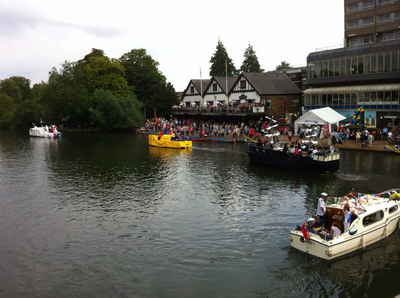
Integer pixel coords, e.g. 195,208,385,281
240,79,246,89
190,86,194,93
213,83,217,91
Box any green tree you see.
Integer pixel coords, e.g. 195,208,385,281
85,56,130,96
0,92,14,128
8,76,32,101
209,39,236,77
41,61,92,126
120,49,178,118
14,100,42,127
0,78,23,104
239,43,264,73
89,89,143,131
83,48,106,63
276,61,291,70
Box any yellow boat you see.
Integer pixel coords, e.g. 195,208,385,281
149,134,192,149
383,144,400,154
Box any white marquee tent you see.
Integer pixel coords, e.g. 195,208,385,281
294,107,346,136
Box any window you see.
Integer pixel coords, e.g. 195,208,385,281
265,99,271,108
212,83,217,91
352,57,358,74
371,54,377,73
392,50,398,72
240,80,246,89
347,2,359,12
334,59,340,76
278,114,284,120
378,0,391,5
363,211,384,227
346,57,352,76
389,205,398,214
361,16,374,27
358,55,364,74
395,11,400,20
347,19,359,29
190,86,194,93
361,0,374,9
377,13,391,23
340,58,346,75
377,53,384,72
384,52,391,72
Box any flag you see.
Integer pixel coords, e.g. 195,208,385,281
301,222,309,241
154,108,158,124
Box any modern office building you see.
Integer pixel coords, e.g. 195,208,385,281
304,0,400,129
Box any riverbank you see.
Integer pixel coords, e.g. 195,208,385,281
274,135,397,153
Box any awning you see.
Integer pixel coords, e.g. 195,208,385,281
305,84,400,94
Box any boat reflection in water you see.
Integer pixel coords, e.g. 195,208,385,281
148,146,192,159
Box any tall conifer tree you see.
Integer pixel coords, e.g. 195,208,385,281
209,39,236,77
240,43,264,73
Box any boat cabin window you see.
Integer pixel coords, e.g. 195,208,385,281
362,210,384,227
389,205,398,214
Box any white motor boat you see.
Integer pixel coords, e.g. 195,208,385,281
289,189,400,260
29,119,61,138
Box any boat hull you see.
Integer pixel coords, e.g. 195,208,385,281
207,138,235,143
289,191,400,260
289,216,399,260
148,134,192,149
246,143,340,174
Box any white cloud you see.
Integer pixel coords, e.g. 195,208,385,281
0,0,344,91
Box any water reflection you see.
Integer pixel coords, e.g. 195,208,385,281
0,131,399,298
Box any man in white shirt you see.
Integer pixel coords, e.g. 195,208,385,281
317,192,328,227
330,222,341,238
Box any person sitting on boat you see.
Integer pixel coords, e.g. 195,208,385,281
317,192,328,227
311,147,319,156
158,131,163,140
289,144,295,154
330,222,341,238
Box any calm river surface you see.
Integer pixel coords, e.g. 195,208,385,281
0,130,399,298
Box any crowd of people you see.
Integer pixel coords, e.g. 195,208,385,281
144,117,287,140
143,117,400,148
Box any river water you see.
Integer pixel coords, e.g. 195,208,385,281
0,130,399,298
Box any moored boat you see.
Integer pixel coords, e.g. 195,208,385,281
289,189,400,260
187,136,207,141
383,144,400,153
207,137,235,143
29,120,61,138
149,134,192,149
245,141,340,174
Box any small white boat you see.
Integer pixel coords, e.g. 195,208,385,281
288,189,400,260
29,119,61,138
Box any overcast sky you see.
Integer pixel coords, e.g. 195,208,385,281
0,0,344,92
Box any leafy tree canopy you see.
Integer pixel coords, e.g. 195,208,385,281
89,89,143,131
276,61,291,70
209,39,237,77
240,43,264,73
120,49,178,118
